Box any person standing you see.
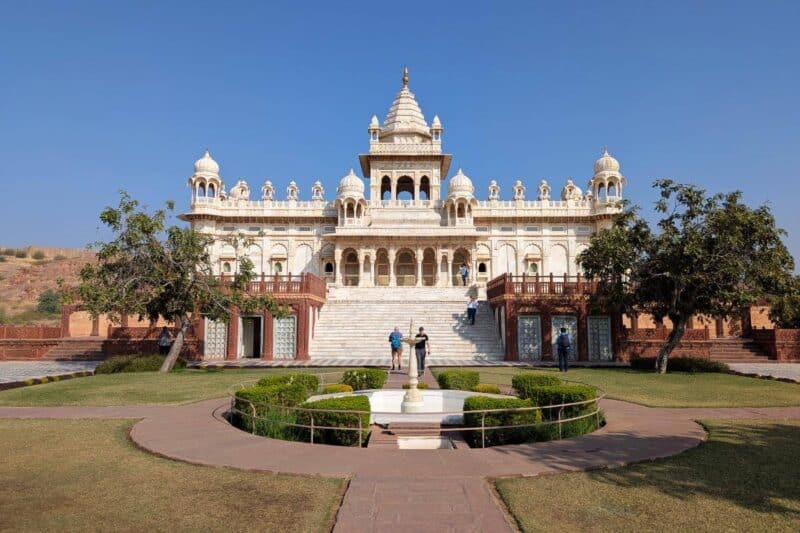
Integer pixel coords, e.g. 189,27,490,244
466,297,479,325
389,327,403,371
459,263,469,286
158,327,172,356
556,327,571,372
413,326,430,375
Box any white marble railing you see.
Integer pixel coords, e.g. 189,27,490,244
368,143,442,155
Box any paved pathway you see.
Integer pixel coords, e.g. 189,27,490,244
0,361,100,384
729,362,800,382
2,397,799,532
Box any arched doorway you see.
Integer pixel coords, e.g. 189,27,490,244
375,249,390,286
381,176,391,200
395,249,416,286
452,248,471,286
343,250,359,286
420,176,430,200
422,248,436,286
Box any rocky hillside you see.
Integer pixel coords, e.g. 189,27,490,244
0,246,95,325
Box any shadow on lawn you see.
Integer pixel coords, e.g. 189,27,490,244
586,421,800,517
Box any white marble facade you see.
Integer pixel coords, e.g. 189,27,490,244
181,68,626,287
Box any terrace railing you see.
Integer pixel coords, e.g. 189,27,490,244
218,273,327,300
486,273,598,300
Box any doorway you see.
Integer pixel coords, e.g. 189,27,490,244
239,316,262,358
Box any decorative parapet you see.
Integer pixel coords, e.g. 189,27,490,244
486,273,598,300
368,143,442,155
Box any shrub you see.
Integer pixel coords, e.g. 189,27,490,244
629,356,729,373
54,254,67,261
14,249,27,258
341,368,387,390
322,383,353,394
436,370,479,391
463,396,541,447
36,289,61,314
296,395,371,446
32,251,46,260
401,382,429,389
96,354,186,374
515,383,598,417
257,372,320,394
233,383,309,437
2,248,15,256
0,255,5,262
511,373,563,398
473,384,501,394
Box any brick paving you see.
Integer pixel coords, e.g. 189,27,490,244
2,393,799,531
0,361,100,384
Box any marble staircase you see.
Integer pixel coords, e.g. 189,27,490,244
309,287,503,360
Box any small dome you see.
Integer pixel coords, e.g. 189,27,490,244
194,149,219,177
593,147,620,174
337,168,365,198
448,168,475,198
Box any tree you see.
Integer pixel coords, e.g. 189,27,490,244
68,192,282,372
36,289,61,315
578,180,795,373
769,275,800,328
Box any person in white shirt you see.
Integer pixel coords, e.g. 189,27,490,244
466,297,479,325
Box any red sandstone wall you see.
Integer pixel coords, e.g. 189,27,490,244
0,340,60,359
0,325,62,339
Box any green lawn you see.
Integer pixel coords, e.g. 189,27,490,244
496,420,800,533
434,367,800,407
0,419,344,532
0,368,350,406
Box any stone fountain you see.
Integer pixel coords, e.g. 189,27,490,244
400,319,425,413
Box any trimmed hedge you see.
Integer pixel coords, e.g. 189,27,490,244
402,382,429,389
257,372,320,393
436,370,479,391
322,383,353,394
341,368,387,390
95,354,186,374
233,382,309,437
297,395,371,446
463,396,541,447
511,373,562,399
630,356,730,373
515,383,598,417
473,384,501,394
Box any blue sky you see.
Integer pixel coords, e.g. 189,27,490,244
1,1,798,260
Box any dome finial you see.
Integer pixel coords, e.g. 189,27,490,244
402,65,409,88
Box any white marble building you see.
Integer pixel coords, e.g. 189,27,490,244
181,68,626,288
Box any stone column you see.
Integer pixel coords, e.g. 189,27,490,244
414,178,420,203
357,251,366,287
369,251,376,287
388,247,397,287
226,307,239,360
390,177,397,201
446,255,454,287
416,247,423,287
333,246,343,286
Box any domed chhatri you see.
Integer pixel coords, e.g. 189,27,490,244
593,147,621,174
193,149,220,178
448,168,475,198
337,168,365,199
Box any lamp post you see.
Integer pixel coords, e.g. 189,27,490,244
400,318,425,413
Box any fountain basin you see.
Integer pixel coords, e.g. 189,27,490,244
306,389,509,425
397,436,455,449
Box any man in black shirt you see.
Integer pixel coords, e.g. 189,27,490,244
413,326,430,376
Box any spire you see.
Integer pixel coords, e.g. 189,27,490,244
381,66,429,137
402,65,409,88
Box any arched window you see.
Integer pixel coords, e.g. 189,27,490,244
274,262,283,274
197,183,206,197
324,262,334,274
597,183,606,199
208,184,216,198
420,176,430,200
396,176,414,200
607,182,617,197
457,203,466,218
222,262,232,273
478,262,487,273
381,176,391,200
346,203,355,218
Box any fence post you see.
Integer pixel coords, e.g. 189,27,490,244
358,415,363,447
249,403,257,435
558,407,563,439
310,414,314,444
481,412,486,449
